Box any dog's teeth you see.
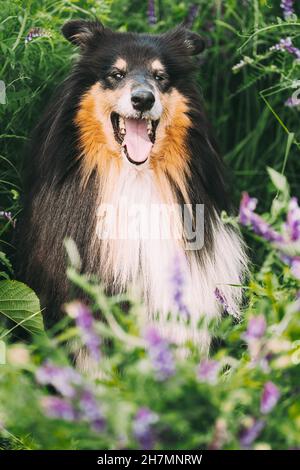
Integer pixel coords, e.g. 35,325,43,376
119,116,126,134
147,119,152,135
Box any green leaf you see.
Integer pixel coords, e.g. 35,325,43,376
0,280,44,335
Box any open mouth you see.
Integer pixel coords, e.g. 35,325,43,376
111,112,159,165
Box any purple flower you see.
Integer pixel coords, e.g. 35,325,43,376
198,359,219,384
281,0,295,19
239,192,283,242
285,197,300,241
145,327,175,381
133,407,158,450
171,255,190,319
239,419,265,447
239,192,300,279
147,0,157,26
37,362,105,432
65,302,101,362
281,254,300,280
244,315,267,341
36,362,82,398
184,4,200,29
41,396,77,421
25,27,50,44
271,37,300,60
214,287,231,314
285,96,300,108
0,211,15,228
78,389,105,432
260,382,280,414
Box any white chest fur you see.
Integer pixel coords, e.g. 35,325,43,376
93,162,247,349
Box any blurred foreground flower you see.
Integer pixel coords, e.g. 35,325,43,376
243,315,269,371
244,315,266,341
41,396,77,421
36,362,82,398
239,419,265,448
198,359,219,384
145,327,175,381
65,301,101,362
260,382,280,414
36,363,105,432
133,407,158,450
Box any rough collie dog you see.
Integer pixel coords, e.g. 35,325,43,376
17,20,247,363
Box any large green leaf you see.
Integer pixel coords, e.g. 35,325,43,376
0,280,44,335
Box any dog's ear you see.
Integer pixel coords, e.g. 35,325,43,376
61,19,105,47
183,30,206,55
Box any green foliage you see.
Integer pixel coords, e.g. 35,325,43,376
0,280,43,335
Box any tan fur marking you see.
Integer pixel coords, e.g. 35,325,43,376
74,83,122,184
113,58,127,71
151,59,165,72
151,89,191,204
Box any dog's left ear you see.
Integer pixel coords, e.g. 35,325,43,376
184,30,206,55
62,19,106,48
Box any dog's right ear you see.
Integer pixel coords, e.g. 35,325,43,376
61,19,105,48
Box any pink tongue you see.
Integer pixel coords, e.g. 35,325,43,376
123,118,153,163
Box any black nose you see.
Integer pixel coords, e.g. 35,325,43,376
131,89,155,112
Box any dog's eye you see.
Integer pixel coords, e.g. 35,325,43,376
154,73,167,82
111,71,125,81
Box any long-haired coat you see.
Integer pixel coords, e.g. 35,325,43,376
17,20,247,364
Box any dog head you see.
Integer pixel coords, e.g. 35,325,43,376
62,20,205,171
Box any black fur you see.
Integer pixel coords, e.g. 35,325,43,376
16,21,230,328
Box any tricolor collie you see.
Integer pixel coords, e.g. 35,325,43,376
18,20,247,361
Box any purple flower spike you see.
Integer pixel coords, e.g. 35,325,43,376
244,315,267,341
214,287,231,314
171,255,190,319
281,0,295,20
281,254,300,280
36,362,82,398
239,192,283,242
185,4,200,29
147,0,157,26
145,327,175,381
271,37,300,60
133,407,158,450
198,359,219,384
41,396,77,421
239,419,265,448
78,389,105,432
65,301,101,362
285,197,300,241
260,381,280,414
